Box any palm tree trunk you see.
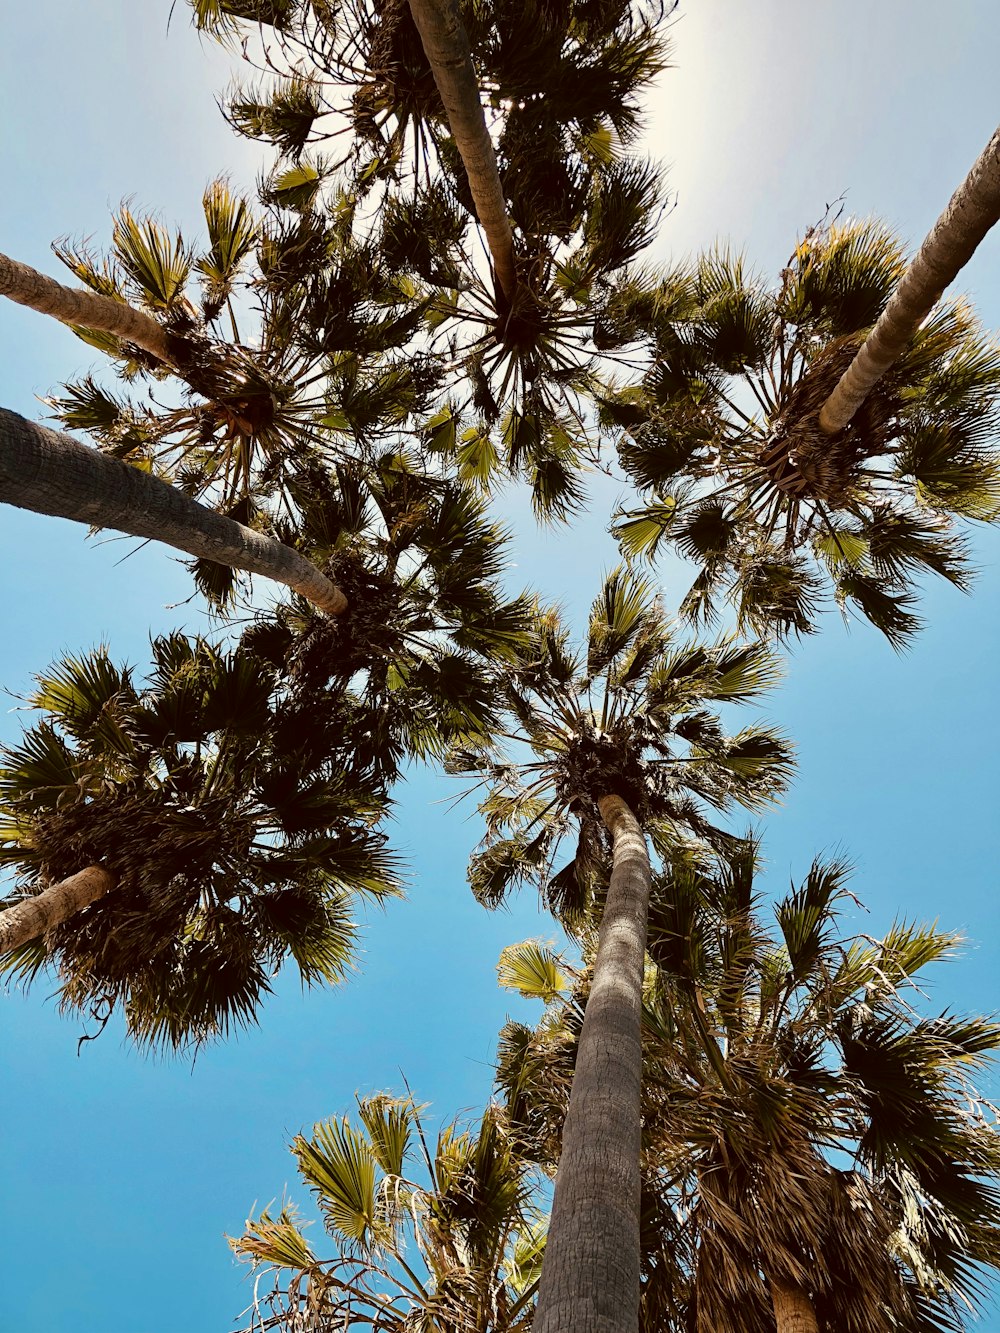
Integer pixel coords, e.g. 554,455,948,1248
0,405,347,615
0,866,115,954
533,793,651,1333
818,123,1000,434
768,1275,819,1333
405,0,516,298
0,251,178,366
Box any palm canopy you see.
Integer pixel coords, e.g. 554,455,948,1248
498,846,1000,1333
448,567,793,927
603,219,1000,645
232,1092,544,1333
186,0,673,520
0,634,399,1049
236,448,532,783
46,179,434,519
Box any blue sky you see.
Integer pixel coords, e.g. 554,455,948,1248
3,3,1000,1330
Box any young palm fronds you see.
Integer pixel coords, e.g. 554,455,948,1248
605,222,1000,644
499,846,1000,1333
0,635,398,1050
231,1092,544,1333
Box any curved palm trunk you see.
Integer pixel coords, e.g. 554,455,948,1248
0,865,115,954
0,251,178,366
533,793,651,1333
0,406,347,614
819,123,1000,434
768,1275,819,1333
405,0,516,298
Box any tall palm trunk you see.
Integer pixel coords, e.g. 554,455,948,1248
0,405,347,614
405,0,517,298
0,251,178,366
768,1275,820,1333
819,123,1000,434
0,866,115,954
533,793,651,1333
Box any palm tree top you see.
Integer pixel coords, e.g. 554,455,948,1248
449,567,793,925
604,217,1000,645
231,1089,544,1333
0,634,399,1050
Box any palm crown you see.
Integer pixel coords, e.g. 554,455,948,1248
450,567,793,926
237,448,532,781
232,1092,544,1333
604,219,1000,645
0,634,398,1048
48,180,434,523
498,845,1000,1332
187,0,673,521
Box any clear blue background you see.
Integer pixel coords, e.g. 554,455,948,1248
3,3,1000,1329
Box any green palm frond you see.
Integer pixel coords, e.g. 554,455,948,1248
497,939,570,1003
196,179,258,314
295,1116,383,1247
112,209,192,309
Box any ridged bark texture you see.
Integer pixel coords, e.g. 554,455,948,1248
819,123,1000,433
0,865,115,954
769,1275,820,1333
405,0,516,297
533,794,651,1333
0,251,177,366
0,406,347,614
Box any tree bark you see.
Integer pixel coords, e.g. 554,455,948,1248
818,123,1000,434
0,251,178,366
405,0,517,298
0,865,115,954
533,794,651,1333
0,406,347,615
768,1274,820,1333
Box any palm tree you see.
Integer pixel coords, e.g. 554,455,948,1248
449,570,793,1333
498,847,1000,1333
604,219,1000,644
231,1092,544,1333
0,404,347,615
0,634,398,1048
187,0,672,518
820,123,1000,433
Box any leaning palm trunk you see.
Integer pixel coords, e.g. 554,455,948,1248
533,793,651,1333
405,0,517,298
0,865,115,954
819,123,1000,433
0,251,177,366
768,1275,820,1333
0,406,347,614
